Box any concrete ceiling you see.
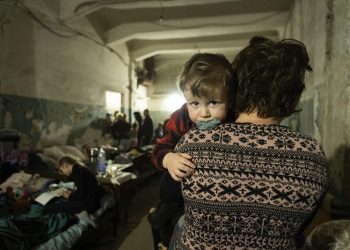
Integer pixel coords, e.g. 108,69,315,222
61,0,291,62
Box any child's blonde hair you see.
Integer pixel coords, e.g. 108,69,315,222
304,220,350,250
178,53,235,101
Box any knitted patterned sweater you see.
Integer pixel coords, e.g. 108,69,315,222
174,123,329,250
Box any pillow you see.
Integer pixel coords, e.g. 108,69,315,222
27,176,56,193
42,146,65,162
36,153,58,169
59,146,88,162
0,171,32,191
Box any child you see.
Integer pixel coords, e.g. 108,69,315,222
149,53,236,249
151,53,236,181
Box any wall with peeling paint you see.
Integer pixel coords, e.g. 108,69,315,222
288,0,350,199
1,94,110,149
0,4,133,149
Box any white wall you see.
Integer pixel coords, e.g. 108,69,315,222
287,0,350,196
0,3,133,148
1,4,130,107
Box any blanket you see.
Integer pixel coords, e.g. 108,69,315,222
0,203,76,250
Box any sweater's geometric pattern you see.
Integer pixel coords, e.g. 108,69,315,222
174,123,329,250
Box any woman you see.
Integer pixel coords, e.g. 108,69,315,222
173,37,329,249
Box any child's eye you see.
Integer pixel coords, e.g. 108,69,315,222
209,101,219,106
189,102,199,107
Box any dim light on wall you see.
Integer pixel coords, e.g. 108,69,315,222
162,93,186,112
105,91,121,112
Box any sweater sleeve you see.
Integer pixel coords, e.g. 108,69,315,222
151,104,193,170
69,165,101,213
69,166,86,202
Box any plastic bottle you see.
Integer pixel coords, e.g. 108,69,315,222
89,148,99,174
97,148,106,175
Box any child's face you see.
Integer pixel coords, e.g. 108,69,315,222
183,88,230,123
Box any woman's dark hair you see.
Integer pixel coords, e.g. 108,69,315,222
232,36,312,119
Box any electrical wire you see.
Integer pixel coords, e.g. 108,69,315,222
59,22,129,66
11,0,77,38
72,0,286,35
73,0,131,15
1,0,129,67
153,11,285,30
2,0,289,66
0,0,130,132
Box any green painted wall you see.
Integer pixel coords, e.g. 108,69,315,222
1,94,107,149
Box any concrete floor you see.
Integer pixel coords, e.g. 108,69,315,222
116,175,161,250
73,174,161,250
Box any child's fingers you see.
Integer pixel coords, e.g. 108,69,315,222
175,167,189,177
170,165,188,180
180,157,196,170
179,153,192,159
169,172,182,182
178,164,194,174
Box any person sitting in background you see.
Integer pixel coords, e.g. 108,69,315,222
113,110,119,122
44,156,103,227
172,36,329,249
154,122,164,140
102,112,113,138
129,122,139,148
304,220,350,250
111,113,131,152
133,111,143,147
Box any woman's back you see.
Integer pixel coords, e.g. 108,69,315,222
174,123,329,249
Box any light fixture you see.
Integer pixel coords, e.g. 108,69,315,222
159,0,164,25
159,15,164,24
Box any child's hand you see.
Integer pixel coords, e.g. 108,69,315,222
163,152,196,181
